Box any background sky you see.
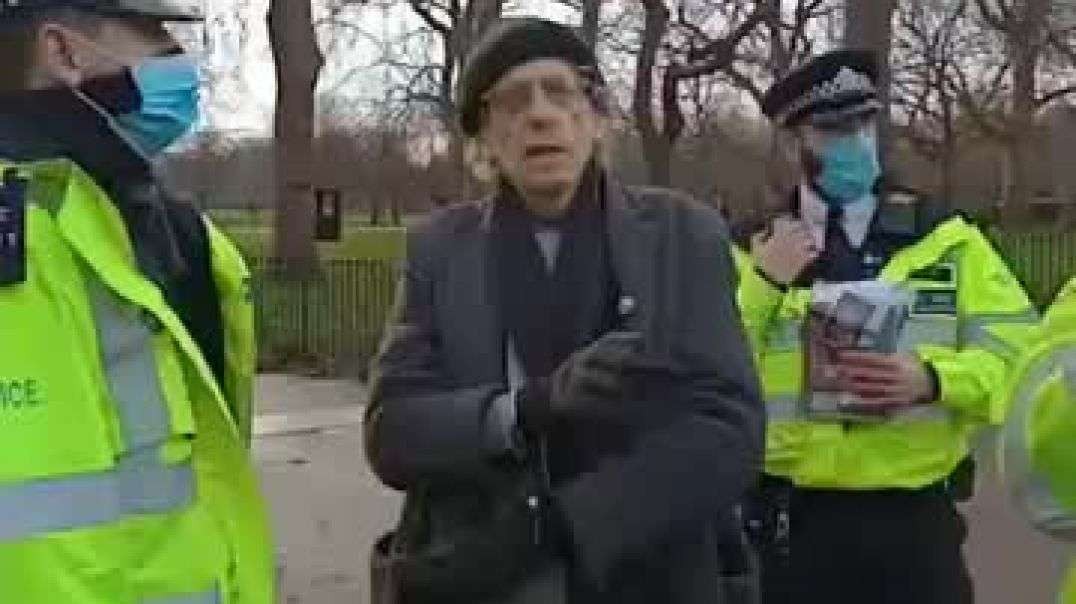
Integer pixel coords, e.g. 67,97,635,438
173,0,576,139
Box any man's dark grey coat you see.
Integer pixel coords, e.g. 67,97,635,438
365,180,765,604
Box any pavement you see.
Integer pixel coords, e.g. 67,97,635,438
254,374,401,604
253,374,1070,604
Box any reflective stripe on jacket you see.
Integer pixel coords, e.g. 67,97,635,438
0,159,273,603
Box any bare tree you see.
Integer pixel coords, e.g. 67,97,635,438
582,0,603,49
399,0,507,119
844,0,899,164
268,0,325,269
970,0,1076,221
892,0,972,204
401,0,505,195
626,0,835,187
721,0,833,104
633,0,768,186
553,0,604,49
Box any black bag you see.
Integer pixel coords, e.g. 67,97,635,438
370,447,556,604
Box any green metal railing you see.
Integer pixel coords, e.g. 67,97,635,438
247,229,1076,375
249,258,400,375
989,230,1076,309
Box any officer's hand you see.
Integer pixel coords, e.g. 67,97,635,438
750,217,819,286
835,351,938,407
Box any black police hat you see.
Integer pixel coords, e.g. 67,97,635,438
0,0,202,21
457,18,602,136
762,49,880,128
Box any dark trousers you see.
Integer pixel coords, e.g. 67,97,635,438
756,486,974,604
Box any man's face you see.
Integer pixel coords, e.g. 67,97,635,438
479,59,604,203
32,16,183,90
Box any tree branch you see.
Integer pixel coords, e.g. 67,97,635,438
1048,30,1076,66
407,0,451,35
974,0,1010,33
668,7,766,80
723,66,765,106
1038,85,1076,106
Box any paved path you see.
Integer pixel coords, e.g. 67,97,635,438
253,374,1069,603
255,375,401,604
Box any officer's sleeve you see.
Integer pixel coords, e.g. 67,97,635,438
1043,278,1076,330
916,225,1039,425
731,244,785,361
997,331,1076,543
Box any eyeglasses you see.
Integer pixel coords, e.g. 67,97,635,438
481,74,595,118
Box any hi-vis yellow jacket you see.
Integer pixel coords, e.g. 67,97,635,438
1000,278,1076,604
0,158,273,603
734,214,1036,490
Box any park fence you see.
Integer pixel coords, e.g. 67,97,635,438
989,229,1076,310
248,229,1076,376
249,257,400,376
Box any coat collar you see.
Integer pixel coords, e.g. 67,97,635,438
456,173,661,377
477,172,662,343
477,172,660,236
0,88,153,191
798,182,877,248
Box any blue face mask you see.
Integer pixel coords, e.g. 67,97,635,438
112,54,201,157
815,131,881,205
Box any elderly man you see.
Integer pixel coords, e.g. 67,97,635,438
0,2,273,602
737,49,1037,603
365,18,764,604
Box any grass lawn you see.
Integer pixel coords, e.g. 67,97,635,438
216,224,406,260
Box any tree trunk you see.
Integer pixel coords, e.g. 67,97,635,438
456,0,503,69
939,82,956,210
268,0,322,271
1002,0,1049,224
391,200,402,226
370,197,383,226
939,145,956,211
765,0,790,75
843,0,898,166
1049,106,1076,230
439,35,455,119
635,0,670,186
582,0,601,50
1002,136,1037,224
1057,202,1076,232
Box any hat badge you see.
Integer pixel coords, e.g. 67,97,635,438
781,66,877,124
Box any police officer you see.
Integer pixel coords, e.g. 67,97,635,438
1000,278,1076,603
736,49,1038,603
0,2,273,602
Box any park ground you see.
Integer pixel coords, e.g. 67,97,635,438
254,374,1069,604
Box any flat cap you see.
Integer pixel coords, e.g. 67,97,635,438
457,18,601,136
762,49,880,127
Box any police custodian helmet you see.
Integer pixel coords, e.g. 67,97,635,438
0,0,203,21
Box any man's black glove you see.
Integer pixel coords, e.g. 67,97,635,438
517,331,648,434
